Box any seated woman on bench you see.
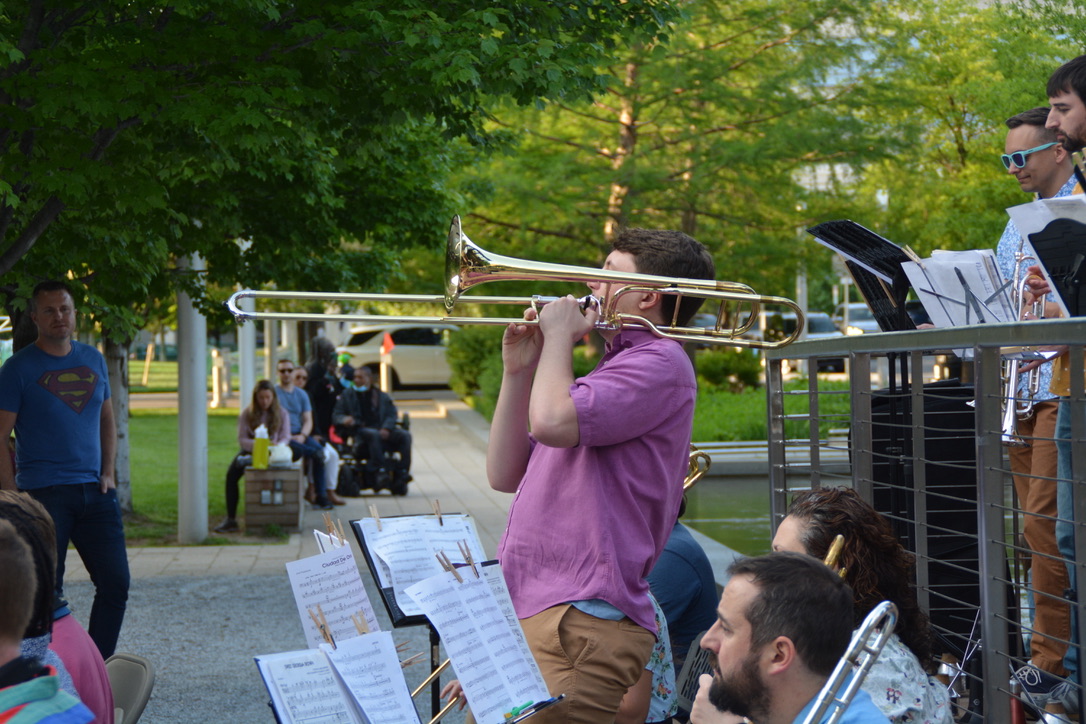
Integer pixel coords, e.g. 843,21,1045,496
332,367,412,490
214,380,290,533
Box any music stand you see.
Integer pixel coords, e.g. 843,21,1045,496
1028,217,1086,318
351,512,486,717
806,220,917,332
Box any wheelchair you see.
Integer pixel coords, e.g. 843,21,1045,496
330,413,412,497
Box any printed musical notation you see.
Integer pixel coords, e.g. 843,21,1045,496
356,514,486,617
322,632,422,724
405,565,549,724
287,546,381,649
256,649,363,724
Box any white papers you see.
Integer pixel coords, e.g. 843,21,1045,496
405,566,549,724
322,634,421,724
256,632,421,724
355,514,487,617
287,546,381,649
1005,195,1086,319
255,649,366,724
902,249,1016,328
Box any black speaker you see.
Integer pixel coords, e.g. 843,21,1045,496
867,379,983,653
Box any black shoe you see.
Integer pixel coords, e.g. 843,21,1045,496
374,469,391,491
314,497,335,511
214,518,239,533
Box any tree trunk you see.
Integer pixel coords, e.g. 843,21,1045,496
104,337,133,513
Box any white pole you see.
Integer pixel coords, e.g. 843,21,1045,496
238,292,256,397
264,319,279,380
177,254,209,543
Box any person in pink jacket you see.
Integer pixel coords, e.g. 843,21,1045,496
213,380,290,533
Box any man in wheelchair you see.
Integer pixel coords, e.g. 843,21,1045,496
332,367,412,495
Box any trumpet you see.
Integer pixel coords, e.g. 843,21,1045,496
801,601,899,724
1001,243,1047,447
226,216,806,349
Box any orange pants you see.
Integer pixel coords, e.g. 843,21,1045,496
518,604,654,724
1010,400,1071,675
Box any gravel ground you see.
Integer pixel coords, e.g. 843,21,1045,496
66,573,466,724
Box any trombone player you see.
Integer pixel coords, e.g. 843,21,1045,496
996,108,1075,703
487,228,715,723
691,553,889,724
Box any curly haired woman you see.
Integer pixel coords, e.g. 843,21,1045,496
772,487,952,724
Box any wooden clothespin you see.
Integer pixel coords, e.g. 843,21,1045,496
399,651,425,669
335,518,346,546
432,499,443,526
308,604,336,649
436,550,463,583
395,641,411,652
350,611,369,635
457,539,479,578
323,512,335,536
369,504,381,532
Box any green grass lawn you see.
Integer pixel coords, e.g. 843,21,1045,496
128,358,250,393
125,408,259,544
691,378,852,441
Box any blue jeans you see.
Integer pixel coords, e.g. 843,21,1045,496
289,436,326,500
1056,398,1080,683
28,482,130,659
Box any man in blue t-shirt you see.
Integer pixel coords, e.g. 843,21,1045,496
275,358,332,510
0,280,129,659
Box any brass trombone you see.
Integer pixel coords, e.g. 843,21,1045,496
684,445,712,491
801,601,899,724
226,216,805,349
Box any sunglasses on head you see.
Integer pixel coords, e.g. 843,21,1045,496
1001,142,1058,170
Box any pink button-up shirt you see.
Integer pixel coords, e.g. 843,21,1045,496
497,329,696,632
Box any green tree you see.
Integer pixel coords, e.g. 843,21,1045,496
839,0,1072,257
457,0,903,311
1,0,677,513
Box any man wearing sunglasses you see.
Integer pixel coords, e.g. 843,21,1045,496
996,107,1076,710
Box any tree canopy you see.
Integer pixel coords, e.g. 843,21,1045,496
1,0,677,335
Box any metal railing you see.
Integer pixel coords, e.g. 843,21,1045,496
764,318,1086,724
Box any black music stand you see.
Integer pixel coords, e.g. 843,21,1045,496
1028,217,1086,318
807,219,917,332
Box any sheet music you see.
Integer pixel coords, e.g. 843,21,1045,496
405,568,550,724
902,249,1017,328
1006,195,1086,239
322,633,421,724
357,514,486,617
287,546,381,648
255,649,367,724
1006,199,1076,319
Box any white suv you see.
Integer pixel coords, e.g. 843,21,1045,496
337,324,458,388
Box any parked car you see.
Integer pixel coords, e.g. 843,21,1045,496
769,311,846,372
337,323,458,388
833,302,881,335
